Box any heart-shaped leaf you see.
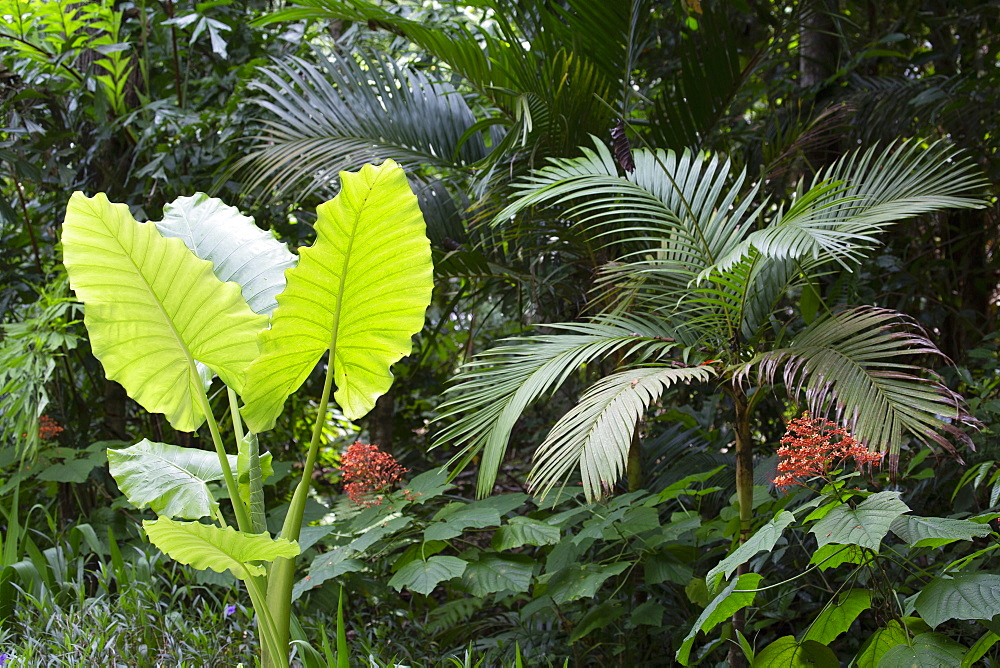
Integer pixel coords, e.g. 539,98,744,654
109,439,272,520
63,193,267,431
155,193,297,316
242,159,433,431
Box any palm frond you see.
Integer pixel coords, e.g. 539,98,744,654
708,140,988,274
434,314,682,497
254,0,623,175
741,306,977,463
643,423,729,495
494,138,763,273
235,50,485,200
530,365,716,501
647,4,762,152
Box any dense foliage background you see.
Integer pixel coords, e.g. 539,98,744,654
1,0,998,665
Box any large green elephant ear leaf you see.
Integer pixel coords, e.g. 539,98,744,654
154,194,297,316
62,193,268,432
242,160,433,432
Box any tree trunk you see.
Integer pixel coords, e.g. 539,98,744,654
728,380,755,667
627,427,643,492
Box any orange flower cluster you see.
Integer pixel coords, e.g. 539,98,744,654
38,415,64,440
339,442,408,507
773,412,883,489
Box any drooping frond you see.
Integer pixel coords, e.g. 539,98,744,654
742,307,977,463
235,50,486,200
708,140,988,274
530,365,716,501
434,314,682,497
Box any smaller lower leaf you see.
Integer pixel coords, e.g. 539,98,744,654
754,636,839,667
853,620,907,668
143,517,298,580
802,589,871,645
878,632,966,666
492,517,561,550
707,510,794,591
389,556,467,595
890,515,992,548
461,554,534,597
676,573,763,666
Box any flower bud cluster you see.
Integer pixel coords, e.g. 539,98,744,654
38,415,64,440
339,441,408,507
773,412,883,489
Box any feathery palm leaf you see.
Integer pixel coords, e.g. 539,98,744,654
255,0,624,175
708,140,987,274
435,314,683,496
495,139,763,277
531,365,716,501
236,50,485,200
647,5,762,152
742,307,976,461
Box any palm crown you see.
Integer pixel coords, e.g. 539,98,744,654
436,138,987,507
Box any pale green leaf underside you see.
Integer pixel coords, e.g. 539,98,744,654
155,193,297,316
108,439,273,520
890,514,992,548
143,517,299,580
706,510,794,592
242,159,433,431
62,192,267,432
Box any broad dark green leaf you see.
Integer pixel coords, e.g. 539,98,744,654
811,491,909,550
915,573,1000,628
388,556,467,595
492,517,561,551
546,562,629,605
460,554,534,597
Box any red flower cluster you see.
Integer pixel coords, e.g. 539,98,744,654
773,412,883,489
339,442,408,507
38,415,64,440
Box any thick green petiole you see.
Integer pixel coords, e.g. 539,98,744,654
262,351,337,667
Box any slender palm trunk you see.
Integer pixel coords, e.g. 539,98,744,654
627,427,643,492
728,380,754,667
